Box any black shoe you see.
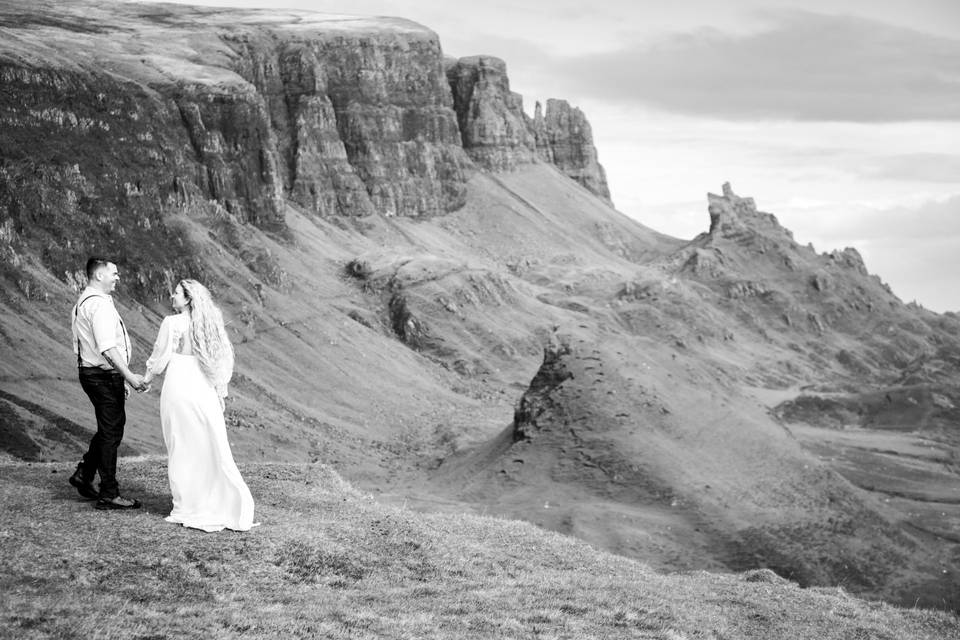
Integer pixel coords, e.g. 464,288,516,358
95,496,142,510
69,468,98,500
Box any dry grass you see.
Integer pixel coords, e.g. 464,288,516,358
1,458,957,639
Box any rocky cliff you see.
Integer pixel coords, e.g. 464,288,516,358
446,56,535,172
446,55,611,201
224,24,470,219
0,0,610,298
531,98,611,201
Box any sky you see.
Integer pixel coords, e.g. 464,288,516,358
130,0,960,312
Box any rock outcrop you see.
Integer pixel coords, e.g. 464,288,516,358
532,99,611,202
446,56,536,172
671,183,919,378
707,182,788,240
512,338,573,442
447,56,611,202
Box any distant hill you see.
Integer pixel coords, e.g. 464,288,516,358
1,0,959,614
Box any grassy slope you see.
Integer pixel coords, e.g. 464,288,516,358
2,457,958,640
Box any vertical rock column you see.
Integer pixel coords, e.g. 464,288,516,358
446,55,536,171
446,56,612,203
533,98,611,202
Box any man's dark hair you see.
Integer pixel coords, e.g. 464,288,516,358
85,256,111,280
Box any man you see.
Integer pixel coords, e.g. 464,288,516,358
69,257,147,510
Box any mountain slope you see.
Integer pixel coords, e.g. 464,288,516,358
418,184,960,609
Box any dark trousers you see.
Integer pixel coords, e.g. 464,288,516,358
78,368,126,499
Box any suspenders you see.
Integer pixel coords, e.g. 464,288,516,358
74,295,129,368
75,295,97,368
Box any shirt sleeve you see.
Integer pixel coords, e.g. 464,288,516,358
88,300,117,353
145,316,176,376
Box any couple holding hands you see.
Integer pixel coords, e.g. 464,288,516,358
70,257,255,533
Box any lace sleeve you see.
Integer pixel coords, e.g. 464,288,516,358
145,315,178,376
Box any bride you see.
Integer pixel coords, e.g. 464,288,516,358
143,279,255,532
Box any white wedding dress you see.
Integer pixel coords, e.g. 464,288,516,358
146,313,255,532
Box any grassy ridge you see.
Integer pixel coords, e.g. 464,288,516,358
1,458,957,639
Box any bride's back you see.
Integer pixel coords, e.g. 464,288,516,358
171,313,194,356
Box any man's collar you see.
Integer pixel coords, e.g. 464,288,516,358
81,286,111,299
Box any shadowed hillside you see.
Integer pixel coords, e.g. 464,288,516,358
2,0,960,617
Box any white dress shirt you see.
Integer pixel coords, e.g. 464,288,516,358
71,287,130,369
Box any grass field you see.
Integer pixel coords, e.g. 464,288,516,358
2,457,958,639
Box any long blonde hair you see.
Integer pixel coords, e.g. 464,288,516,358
179,279,234,393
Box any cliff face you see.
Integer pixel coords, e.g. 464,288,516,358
447,56,612,202
532,99,611,202
226,27,470,218
446,56,537,172
0,5,468,231
0,2,613,293
0,59,222,297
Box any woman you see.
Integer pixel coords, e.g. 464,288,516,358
144,279,255,532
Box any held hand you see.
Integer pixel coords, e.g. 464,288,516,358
128,373,147,393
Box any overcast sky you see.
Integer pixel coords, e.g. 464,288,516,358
130,0,960,312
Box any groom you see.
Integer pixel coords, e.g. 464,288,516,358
69,257,147,510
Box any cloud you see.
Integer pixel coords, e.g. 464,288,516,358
861,223,960,312
551,11,960,122
757,145,960,186
441,34,549,68
859,154,960,184
819,194,960,242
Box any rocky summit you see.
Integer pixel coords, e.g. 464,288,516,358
2,0,960,620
